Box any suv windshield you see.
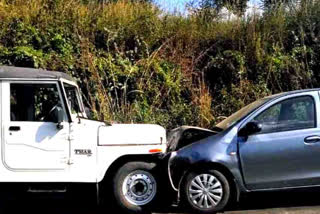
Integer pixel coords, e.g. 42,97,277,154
63,83,83,116
216,98,270,130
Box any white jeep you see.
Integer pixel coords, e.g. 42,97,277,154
0,66,166,213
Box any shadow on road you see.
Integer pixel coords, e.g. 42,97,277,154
232,188,320,212
2,188,320,214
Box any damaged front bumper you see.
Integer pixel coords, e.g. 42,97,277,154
162,151,188,194
168,152,179,191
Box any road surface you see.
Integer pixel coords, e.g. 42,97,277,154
2,189,320,214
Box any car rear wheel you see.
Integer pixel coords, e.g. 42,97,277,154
113,162,158,214
181,170,230,213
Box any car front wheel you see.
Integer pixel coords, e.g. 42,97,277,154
181,170,230,213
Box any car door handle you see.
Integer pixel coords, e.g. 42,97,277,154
304,136,320,144
9,126,20,131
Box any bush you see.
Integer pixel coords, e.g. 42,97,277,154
0,0,319,129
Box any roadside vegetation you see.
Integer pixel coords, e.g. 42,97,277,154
0,0,319,129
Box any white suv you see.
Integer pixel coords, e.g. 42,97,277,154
0,66,166,213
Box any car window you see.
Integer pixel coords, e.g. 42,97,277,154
10,83,67,122
253,96,315,134
63,83,82,116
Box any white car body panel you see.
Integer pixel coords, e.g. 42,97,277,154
98,124,165,146
96,141,167,182
0,72,167,183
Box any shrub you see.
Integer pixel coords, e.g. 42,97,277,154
0,0,319,129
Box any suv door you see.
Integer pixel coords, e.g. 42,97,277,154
62,82,97,182
239,93,320,190
2,81,70,170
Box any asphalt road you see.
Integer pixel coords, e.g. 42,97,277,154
3,189,320,214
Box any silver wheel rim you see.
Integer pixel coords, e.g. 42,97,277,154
188,174,223,209
122,171,157,206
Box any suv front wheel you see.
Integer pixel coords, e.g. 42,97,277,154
113,162,158,213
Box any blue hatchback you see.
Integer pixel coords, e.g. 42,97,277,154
166,89,320,213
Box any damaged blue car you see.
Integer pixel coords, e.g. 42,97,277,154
165,89,320,213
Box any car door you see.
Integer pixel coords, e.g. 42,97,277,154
62,81,97,182
239,93,320,190
2,81,70,170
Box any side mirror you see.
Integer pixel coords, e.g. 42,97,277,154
51,106,65,129
74,102,80,113
239,121,262,136
85,107,92,119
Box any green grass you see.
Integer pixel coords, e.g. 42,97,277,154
0,0,320,129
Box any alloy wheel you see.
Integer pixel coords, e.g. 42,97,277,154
188,173,223,209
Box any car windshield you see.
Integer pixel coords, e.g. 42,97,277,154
216,98,270,130
63,83,83,116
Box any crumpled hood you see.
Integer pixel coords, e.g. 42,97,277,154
98,124,166,146
166,126,218,152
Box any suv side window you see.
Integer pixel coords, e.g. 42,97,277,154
10,83,66,122
254,96,315,134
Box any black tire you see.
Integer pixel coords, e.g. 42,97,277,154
181,170,230,214
113,161,158,214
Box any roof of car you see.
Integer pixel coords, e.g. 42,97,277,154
0,66,74,81
266,88,320,100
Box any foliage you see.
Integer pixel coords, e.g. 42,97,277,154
196,0,249,15
262,0,294,10
0,0,320,129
